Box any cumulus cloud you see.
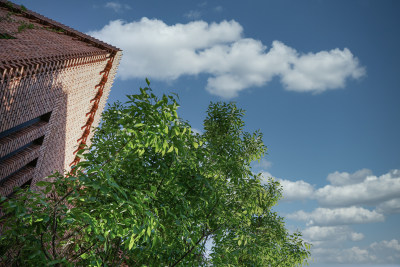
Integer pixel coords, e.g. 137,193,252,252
184,10,201,19
279,169,400,265
311,247,375,264
104,2,131,13
350,232,365,242
316,169,400,208
313,239,400,264
377,198,400,214
278,179,314,201
327,168,372,186
287,206,385,226
260,172,313,201
87,18,365,98
303,226,364,242
336,247,377,263
371,239,400,252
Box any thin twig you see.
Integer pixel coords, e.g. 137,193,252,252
52,205,58,258
69,241,97,262
41,233,52,260
170,230,207,267
170,197,221,267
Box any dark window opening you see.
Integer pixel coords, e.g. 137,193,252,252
0,158,37,187
0,111,52,139
27,158,38,168
0,136,44,164
20,178,33,189
40,112,52,123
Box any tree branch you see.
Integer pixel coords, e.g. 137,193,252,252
69,241,97,262
52,204,58,258
170,230,207,267
170,195,221,267
40,233,52,261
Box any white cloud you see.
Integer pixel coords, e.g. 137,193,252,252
336,246,377,263
312,240,400,265
253,158,272,170
214,6,223,12
303,226,364,242
311,247,376,264
88,18,365,98
350,232,365,242
307,238,400,264
370,239,400,252
278,179,314,201
287,206,384,226
281,48,365,93
105,2,131,13
184,10,201,19
278,169,400,265
316,169,400,208
191,128,203,135
260,172,313,201
260,171,273,179
327,168,372,186
377,198,400,214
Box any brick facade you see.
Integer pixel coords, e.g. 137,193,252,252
0,1,122,196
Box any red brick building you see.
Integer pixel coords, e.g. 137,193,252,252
0,1,122,196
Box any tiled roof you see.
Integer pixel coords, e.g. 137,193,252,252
0,0,121,81
0,0,120,54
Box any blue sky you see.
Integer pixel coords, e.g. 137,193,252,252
16,0,400,265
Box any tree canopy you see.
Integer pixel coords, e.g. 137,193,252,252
0,80,311,266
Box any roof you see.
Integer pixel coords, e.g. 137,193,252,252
0,0,121,80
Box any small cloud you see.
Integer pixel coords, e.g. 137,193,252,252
350,232,365,241
198,2,207,7
377,198,400,214
302,225,364,242
287,206,385,226
214,6,223,12
191,128,203,135
278,179,314,202
327,168,372,186
105,2,131,13
310,238,400,264
253,158,272,170
184,10,201,20
370,239,400,252
259,172,314,201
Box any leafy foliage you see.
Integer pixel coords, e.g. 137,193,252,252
0,81,311,266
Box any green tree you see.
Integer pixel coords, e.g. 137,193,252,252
0,80,311,266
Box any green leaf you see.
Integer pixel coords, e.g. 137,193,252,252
152,235,157,248
35,181,50,187
147,226,151,237
129,233,135,250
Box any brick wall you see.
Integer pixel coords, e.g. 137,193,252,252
0,3,122,196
